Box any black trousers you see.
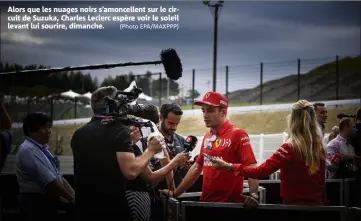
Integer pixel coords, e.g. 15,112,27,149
17,194,60,221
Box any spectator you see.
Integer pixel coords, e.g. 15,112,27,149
326,118,359,179
313,102,328,137
16,112,75,221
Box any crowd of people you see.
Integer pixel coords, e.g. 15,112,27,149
0,87,360,221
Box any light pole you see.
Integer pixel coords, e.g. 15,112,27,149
203,1,224,92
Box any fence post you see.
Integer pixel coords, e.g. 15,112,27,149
27,98,30,113
149,75,153,97
74,97,77,119
260,62,263,105
167,78,170,99
50,97,54,119
226,66,229,98
297,59,301,101
192,69,195,110
159,72,162,109
259,133,264,163
336,55,339,101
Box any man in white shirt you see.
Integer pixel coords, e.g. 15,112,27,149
313,102,328,138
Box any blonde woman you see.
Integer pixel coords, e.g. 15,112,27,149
210,100,328,206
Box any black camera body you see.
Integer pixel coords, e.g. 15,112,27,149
104,86,142,117
101,86,156,130
337,113,356,120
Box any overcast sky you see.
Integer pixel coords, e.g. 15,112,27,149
1,1,360,97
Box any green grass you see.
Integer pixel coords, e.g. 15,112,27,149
8,106,358,156
310,55,360,73
180,100,302,110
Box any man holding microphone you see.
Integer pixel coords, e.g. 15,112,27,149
160,92,259,207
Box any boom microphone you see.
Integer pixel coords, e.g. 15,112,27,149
184,135,198,153
0,49,183,80
337,113,356,119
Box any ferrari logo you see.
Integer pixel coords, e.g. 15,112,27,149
215,139,222,148
205,92,210,98
308,164,319,175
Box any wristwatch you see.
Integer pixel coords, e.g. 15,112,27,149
227,163,233,172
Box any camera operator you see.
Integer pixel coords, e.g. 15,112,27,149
71,86,164,221
326,118,360,179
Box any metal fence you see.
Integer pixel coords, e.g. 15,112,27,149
2,54,360,122
145,54,360,108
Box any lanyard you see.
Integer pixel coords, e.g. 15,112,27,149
26,137,59,175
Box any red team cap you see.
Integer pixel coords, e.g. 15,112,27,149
194,91,228,108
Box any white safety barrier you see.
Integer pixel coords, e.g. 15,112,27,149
1,133,293,175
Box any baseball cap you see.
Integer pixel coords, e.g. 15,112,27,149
194,91,228,108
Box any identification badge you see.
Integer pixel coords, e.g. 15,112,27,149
205,135,217,150
205,141,212,150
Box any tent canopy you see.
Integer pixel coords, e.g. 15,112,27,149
78,92,92,100
60,90,81,99
123,81,153,102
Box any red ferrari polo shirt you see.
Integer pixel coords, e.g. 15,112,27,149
196,120,257,203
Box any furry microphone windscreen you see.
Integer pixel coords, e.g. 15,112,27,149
160,48,182,80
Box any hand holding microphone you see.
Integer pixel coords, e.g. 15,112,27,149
179,135,198,168
148,133,165,155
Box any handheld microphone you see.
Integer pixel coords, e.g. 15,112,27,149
166,135,197,197
337,113,356,119
184,135,198,153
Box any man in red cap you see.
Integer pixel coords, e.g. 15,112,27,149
160,92,259,207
